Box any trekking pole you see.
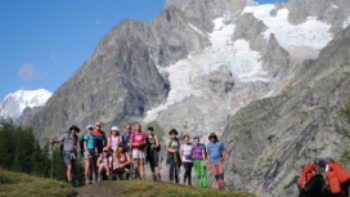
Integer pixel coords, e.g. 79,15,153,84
51,143,54,179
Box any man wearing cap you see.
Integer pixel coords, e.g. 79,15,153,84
207,132,226,190
83,125,97,184
50,125,80,184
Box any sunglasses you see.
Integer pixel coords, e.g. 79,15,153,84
103,151,108,153
96,125,101,127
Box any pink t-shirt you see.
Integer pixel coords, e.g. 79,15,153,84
130,132,147,150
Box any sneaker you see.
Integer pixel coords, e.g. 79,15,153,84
97,177,102,183
85,177,90,185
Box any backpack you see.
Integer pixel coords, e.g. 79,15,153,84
59,130,78,156
147,134,161,152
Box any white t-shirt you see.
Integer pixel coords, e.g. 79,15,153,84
109,135,122,152
180,144,193,163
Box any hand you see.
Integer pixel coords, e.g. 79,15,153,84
50,139,54,144
219,157,225,162
203,162,206,167
74,145,78,150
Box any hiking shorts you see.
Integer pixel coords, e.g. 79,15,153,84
132,150,145,159
63,152,76,166
83,151,94,160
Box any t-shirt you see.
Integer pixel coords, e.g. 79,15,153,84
207,141,224,163
83,134,95,152
109,135,122,152
130,132,147,151
180,144,193,163
192,144,206,160
94,130,105,153
166,138,180,151
60,132,77,152
98,153,112,165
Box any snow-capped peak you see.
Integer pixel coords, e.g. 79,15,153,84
0,89,52,119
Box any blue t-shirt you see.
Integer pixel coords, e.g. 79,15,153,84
84,134,95,152
207,141,224,163
122,134,131,152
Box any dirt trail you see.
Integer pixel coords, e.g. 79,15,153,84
75,182,124,197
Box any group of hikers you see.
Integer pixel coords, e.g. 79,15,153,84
298,157,350,197
49,122,227,190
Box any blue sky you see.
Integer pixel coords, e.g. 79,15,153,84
0,0,287,100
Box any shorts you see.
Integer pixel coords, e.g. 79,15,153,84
84,151,94,160
132,149,145,159
63,152,76,166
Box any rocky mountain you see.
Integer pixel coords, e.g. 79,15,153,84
26,0,350,196
0,89,52,121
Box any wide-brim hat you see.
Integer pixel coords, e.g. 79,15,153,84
208,132,217,140
69,125,80,132
169,129,178,135
110,126,119,131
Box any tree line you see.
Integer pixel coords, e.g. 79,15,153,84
0,119,83,183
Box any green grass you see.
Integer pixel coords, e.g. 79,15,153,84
0,169,76,197
116,180,258,197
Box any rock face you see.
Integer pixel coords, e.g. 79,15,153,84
26,0,350,196
223,26,350,197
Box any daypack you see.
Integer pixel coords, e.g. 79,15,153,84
59,130,70,156
166,138,181,165
327,171,342,194
147,134,161,152
298,164,316,188
328,162,350,184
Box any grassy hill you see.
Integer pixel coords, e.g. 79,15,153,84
0,169,257,197
0,169,75,197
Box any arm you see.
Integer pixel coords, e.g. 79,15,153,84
166,145,175,153
179,145,184,163
155,135,159,148
50,138,62,144
220,148,227,162
109,157,112,169
84,141,89,154
103,134,108,147
207,152,211,164
202,149,207,166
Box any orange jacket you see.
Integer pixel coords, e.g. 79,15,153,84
298,164,316,188
328,162,350,184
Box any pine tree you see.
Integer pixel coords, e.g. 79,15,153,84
11,126,35,173
0,119,16,170
52,147,67,181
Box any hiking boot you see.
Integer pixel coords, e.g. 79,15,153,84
152,174,156,181
157,174,161,181
97,177,102,183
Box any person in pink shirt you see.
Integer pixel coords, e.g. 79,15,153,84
129,123,147,179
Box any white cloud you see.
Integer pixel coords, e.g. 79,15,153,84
95,20,101,25
18,63,42,81
50,53,56,61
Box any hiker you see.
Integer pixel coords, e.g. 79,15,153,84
180,135,193,186
94,122,107,154
113,142,131,180
122,124,132,152
207,132,226,190
146,126,161,181
83,125,97,184
97,147,113,182
50,125,80,184
166,129,181,184
129,123,147,179
107,126,122,154
192,137,207,187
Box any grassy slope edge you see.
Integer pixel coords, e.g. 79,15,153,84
0,169,76,197
116,180,258,197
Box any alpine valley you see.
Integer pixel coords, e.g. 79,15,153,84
15,0,350,196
